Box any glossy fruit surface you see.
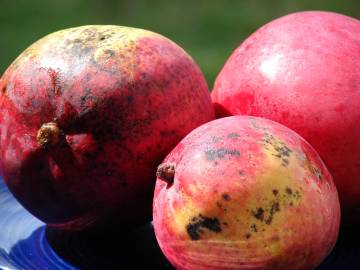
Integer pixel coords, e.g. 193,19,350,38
212,11,360,220
153,116,340,270
0,25,214,230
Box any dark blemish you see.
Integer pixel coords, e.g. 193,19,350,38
186,215,222,241
216,202,222,208
245,233,251,239
263,134,292,167
227,149,240,156
210,135,224,143
265,202,280,225
214,161,219,166
1,84,7,94
239,170,245,176
283,188,301,206
285,187,293,195
80,88,95,109
227,133,240,139
276,145,292,157
305,153,323,182
141,72,148,80
73,38,82,43
272,189,279,196
222,193,231,201
250,224,258,232
310,164,322,181
205,148,240,161
127,95,134,103
252,208,264,221
270,202,280,215
282,159,289,167
314,169,322,181
223,222,228,226
104,49,115,58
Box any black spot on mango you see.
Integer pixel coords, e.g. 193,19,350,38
222,193,231,201
252,207,265,221
186,214,222,241
205,148,240,161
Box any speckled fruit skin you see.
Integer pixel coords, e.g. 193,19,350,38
211,11,360,221
0,25,214,230
153,116,340,270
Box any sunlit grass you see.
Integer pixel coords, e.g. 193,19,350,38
1,0,360,85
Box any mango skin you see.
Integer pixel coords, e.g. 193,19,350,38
153,116,340,270
212,11,360,221
0,25,214,230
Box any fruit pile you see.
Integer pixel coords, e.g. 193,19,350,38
0,10,359,270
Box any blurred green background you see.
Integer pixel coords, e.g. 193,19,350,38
1,0,360,87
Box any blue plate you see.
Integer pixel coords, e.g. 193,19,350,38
0,177,358,270
0,178,172,270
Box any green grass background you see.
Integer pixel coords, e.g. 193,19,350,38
1,0,360,88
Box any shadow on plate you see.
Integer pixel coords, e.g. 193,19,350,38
45,222,174,270
6,221,360,270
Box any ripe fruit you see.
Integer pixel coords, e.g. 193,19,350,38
0,25,214,230
212,11,360,220
153,116,340,270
